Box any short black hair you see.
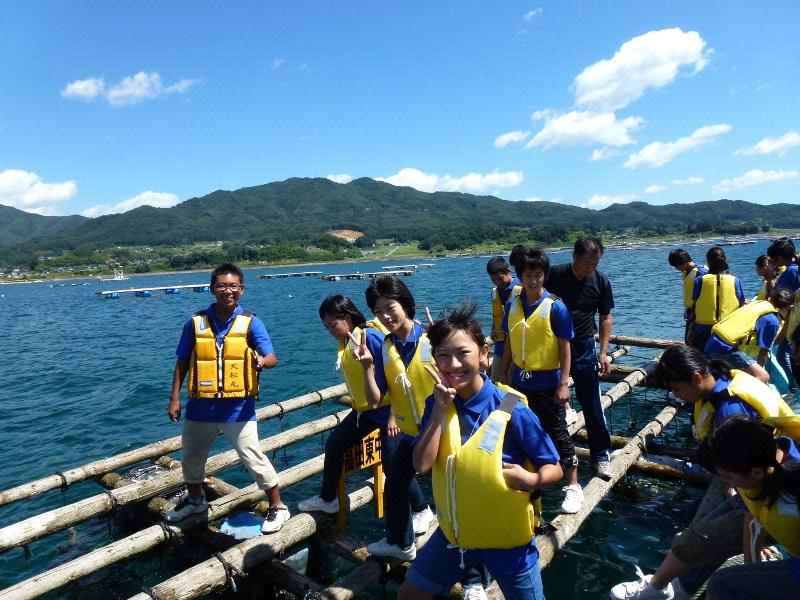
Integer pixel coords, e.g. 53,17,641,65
211,263,244,285
769,287,794,310
365,274,416,318
486,257,511,276
668,249,692,267
755,254,770,268
509,244,526,274
427,301,486,351
318,295,367,327
767,237,797,262
574,236,604,257
511,247,549,277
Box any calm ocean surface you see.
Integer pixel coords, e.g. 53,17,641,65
0,242,774,598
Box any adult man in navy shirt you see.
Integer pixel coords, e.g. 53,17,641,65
547,236,614,478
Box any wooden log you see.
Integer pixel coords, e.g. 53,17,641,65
537,405,678,567
602,334,681,350
572,430,696,461
0,408,350,553
126,484,377,600
0,384,347,507
260,559,323,598
572,448,710,485
0,455,326,600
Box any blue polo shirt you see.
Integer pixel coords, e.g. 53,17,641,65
493,276,520,359
176,304,274,423
373,321,426,439
705,374,759,429
501,289,574,392
776,263,800,293
692,275,745,338
416,375,560,574
704,312,781,355
348,325,391,427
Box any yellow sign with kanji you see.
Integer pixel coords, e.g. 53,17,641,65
341,428,382,475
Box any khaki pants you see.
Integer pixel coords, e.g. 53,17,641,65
182,419,279,490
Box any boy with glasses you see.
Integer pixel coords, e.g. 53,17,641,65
164,263,290,532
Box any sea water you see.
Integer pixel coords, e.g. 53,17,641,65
0,241,776,598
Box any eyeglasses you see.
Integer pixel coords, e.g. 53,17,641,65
212,283,243,291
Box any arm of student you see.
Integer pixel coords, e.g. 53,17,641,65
413,366,456,472
501,462,562,491
500,347,512,385
555,338,571,404
386,407,400,437
168,359,189,422
598,313,613,376
256,353,277,369
757,348,769,367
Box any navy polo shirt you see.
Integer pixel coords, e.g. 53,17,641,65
176,304,274,423
776,263,800,293
501,289,574,392
493,276,521,359
417,374,560,574
705,374,759,429
704,312,781,355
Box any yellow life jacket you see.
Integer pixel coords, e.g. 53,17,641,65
740,487,800,558
382,331,436,436
711,300,778,357
187,310,259,399
431,383,541,549
757,279,768,301
682,267,699,309
337,319,389,413
695,274,740,326
693,369,795,440
491,284,521,343
507,294,561,371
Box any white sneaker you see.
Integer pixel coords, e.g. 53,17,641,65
412,506,434,535
163,493,207,522
297,495,339,514
462,584,488,600
565,406,578,425
560,484,584,514
261,505,291,533
366,537,416,561
609,566,674,599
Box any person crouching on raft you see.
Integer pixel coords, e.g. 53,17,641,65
704,288,794,383
609,344,795,600
399,303,562,600
297,295,397,514
353,275,434,560
699,417,800,599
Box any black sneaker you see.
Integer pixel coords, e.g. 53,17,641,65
261,505,290,533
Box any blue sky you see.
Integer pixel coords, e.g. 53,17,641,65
1,1,798,217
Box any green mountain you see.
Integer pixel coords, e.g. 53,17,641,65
2,178,799,267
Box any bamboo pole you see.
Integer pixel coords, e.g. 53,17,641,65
126,484,377,600
537,404,678,567
572,448,710,485
0,455,326,600
0,384,347,507
0,408,350,553
572,430,695,461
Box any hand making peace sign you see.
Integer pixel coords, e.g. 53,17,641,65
347,329,374,367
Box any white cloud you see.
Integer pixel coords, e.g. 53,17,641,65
643,184,667,194
0,169,77,215
589,147,620,162
61,77,105,101
81,191,181,218
574,28,711,112
527,110,643,148
494,130,531,148
327,173,354,184
62,71,199,107
271,58,285,70
582,193,637,209
734,131,800,157
712,169,799,194
672,176,704,185
520,195,562,203
624,123,731,168
377,168,524,194
523,8,542,22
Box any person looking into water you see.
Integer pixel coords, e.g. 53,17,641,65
547,236,614,479
351,274,434,561
768,237,800,394
609,344,795,600
164,263,290,533
698,417,800,599
689,246,745,352
704,288,794,383
399,302,561,600
297,295,399,514
486,256,520,383
754,255,777,301
667,249,707,343
499,247,581,514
